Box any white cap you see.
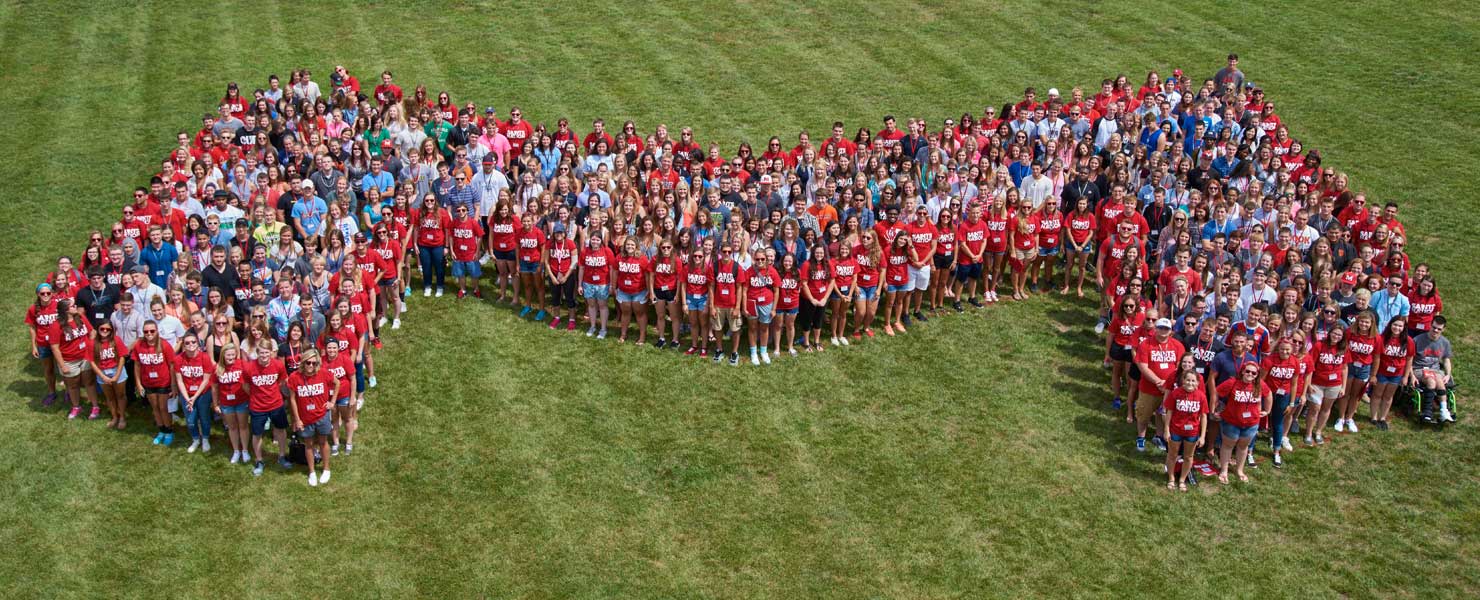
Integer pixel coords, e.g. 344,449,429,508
1154,318,1174,329
300,180,316,190
1047,88,1061,97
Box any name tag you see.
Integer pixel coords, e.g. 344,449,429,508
1242,411,1252,419
1183,424,1194,431
306,403,316,412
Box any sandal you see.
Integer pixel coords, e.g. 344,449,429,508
1178,482,1188,492
1167,481,1176,490
1237,473,1249,483
1218,473,1229,485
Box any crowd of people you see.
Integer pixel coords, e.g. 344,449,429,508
24,55,1457,489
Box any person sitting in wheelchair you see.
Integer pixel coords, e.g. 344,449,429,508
1414,315,1455,423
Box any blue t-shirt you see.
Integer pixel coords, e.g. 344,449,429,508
291,197,329,237
139,243,179,288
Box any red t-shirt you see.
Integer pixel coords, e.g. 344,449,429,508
1109,311,1146,348
25,301,59,346
905,221,937,262
487,216,520,253
1067,212,1097,246
712,260,741,309
287,369,336,424
777,271,801,311
173,350,214,397
831,258,858,292
1162,385,1210,437
883,247,911,286
93,337,127,371
131,342,175,389
852,246,880,287
581,247,615,286
956,219,988,264
1311,342,1348,386
1135,336,1185,394
323,352,354,400
244,358,288,412
57,318,92,362
615,255,650,294
546,239,577,277
1346,333,1377,366
1010,213,1040,251
744,265,779,308
1261,353,1302,396
1377,335,1415,377
802,261,834,300
983,212,1009,252
449,217,485,261
1217,378,1269,428
414,207,453,247
516,227,546,265
651,257,680,292
1037,211,1063,249
498,120,534,154
1407,292,1442,331
680,262,710,297
215,359,247,407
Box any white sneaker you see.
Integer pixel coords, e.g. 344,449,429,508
586,327,596,337
378,316,388,328
1281,437,1294,452
435,288,445,297
1347,419,1359,433
308,472,319,487
1441,407,1454,422
319,470,331,484
392,318,401,329
840,336,850,346
760,350,771,365
398,301,407,314
201,439,211,453
1094,321,1106,335
186,440,200,453
830,337,839,346
1304,436,1314,446
229,451,240,464
1334,419,1346,433
356,397,364,410
750,352,759,366
423,288,432,297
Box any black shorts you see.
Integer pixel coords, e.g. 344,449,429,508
143,385,172,396
1109,343,1134,363
492,249,516,261
933,254,954,270
653,288,676,302
250,407,289,436
955,263,983,282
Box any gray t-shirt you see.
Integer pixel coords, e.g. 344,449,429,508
1413,334,1451,371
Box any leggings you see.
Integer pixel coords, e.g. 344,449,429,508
797,302,826,331
418,245,447,289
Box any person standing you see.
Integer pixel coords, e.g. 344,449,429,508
286,349,338,487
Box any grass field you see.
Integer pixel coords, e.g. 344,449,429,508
2,1,1478,597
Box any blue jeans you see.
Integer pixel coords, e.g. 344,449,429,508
419,245,447,289
1270,392,1292,449
184,390,213,440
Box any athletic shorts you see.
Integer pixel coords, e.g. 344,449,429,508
711,307,742,332
653,289,676,303
492,249,516,262
582,282,610,301
908,265,930,290
451,260,482,279
250,407,289,436
932,254,953,270
1109,343,1134,363
955,263,983,282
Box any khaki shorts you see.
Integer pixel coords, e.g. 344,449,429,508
1013,247,1039,262
1308,384,1342,406
60,359,89,379
711,307,743,332
1136,391,1162,424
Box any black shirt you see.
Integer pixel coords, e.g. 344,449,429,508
75,284,120,327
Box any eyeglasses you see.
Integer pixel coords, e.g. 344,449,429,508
303,360,320,366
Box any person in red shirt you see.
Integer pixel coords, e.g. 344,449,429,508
448,204,485,300
90,320,130,430
172,334,215,452
613,238,652,345
1215,362,1271,484
544,223,580,332
880,234,911,335
953,203,988,310
132,320,176,445
515,216,548,320
827,244,857,348
851,232,884,338
774,253,803,356
373,70,403,109
369,223,404,329
710,240,746,363
1406,276,1442,336
51,299,98,420
649,240,682,349
982,196,1011,303
820,121,857,157
243,339,292,475
928,210,957,317
1261,337,1307,467
903,205,937,323
286,349,339,487
1031,197,1063,293
744,250,780,365
679,250,713,355
1306,325,1349,445
1371,317,1415,429
1161,371,1208,491
1063,196,1097,296
498,106,535,158
1338,311,1379,433
26,284,61,405
320,341,357,456
412,195,452,297
1105,295,1145,411
583,118,615,154
579,233,615,338
1007,201,1040,301
212,344,251,464
486,199,521,304
1134,318,1185,451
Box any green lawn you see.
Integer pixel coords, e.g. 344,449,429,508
2,1,1478,597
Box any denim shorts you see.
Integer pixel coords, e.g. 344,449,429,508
1348,363,1372,381
492,249,516,261
451,260,482,278
1038,245,1060,257
335,396,353,407
300,413,334,438
1170,432,1200,443
616,289,647,304
582,282,610,301
750,302,775,324
519,260,540,274
36,346,53,359
887,283,911,294
250,407,289,436
831,287,852,302
1377,374,1404,386
1220,422,1259,440
856,285,879,301
96,366,128,385
219,402,248,415
777,306,799,315
685,294,708,311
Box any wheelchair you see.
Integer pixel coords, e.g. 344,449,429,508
1396,379,1459,426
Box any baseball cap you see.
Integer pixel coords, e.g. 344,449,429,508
482,156,495,165
759,174,772,184
1172,68,1183,77
353,232,368,243
551,223,567,236
1340,271,1359,286
381,139,394,149
1154,318,1174,329
235,217,250,228
300,180,316,190
213,189,229,199
130,265,149,274
484,106,496,114
1047,88,1060,96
